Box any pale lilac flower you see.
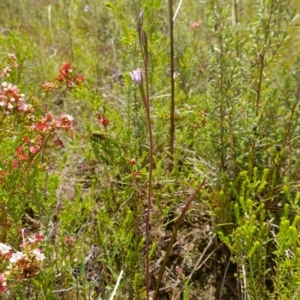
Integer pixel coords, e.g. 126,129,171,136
130,68,143,85
83,5,90,12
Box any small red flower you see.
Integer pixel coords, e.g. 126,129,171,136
4,252,12,261
132,170,142,177
59,62,72,77
0,171,4,184
54,137,63,147
34,234,44,242
16,146,28,161
42,111,54,122
75,74,85,84
54,62,83,89
32,122,50,132
190,21,202,29
97,113,109,128
29,146,39,155
12,159,19,169
129,158,136,165
42,82,55,91
57,114,73,130
16,146,23,155
56,73,65,82
64,236,75,246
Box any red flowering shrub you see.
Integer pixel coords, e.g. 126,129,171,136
0,56,74,256
42,62,84,91
0,232,45,294
0,54,18,78
0,82,34,115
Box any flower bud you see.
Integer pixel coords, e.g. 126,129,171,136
136,11,143,33
141,29,149,62
130,68,143,85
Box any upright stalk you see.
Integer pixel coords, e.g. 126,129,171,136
168,0,175,170
255,2,274,117
136,13,153,299
143,52,152,300
232,0,239,57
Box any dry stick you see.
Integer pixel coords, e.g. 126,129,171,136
219,255,231,300
153,178,207,300
109,270,123,300
185,233,217,282
173,0,184,21
168,0,175,170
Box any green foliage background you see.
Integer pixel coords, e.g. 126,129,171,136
0,0,300,298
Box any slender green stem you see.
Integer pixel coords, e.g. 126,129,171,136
168,0,175,170
232,0,239,57
137,15,152,299
141,60,153,300
256,2,274,117
255,53,265,117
